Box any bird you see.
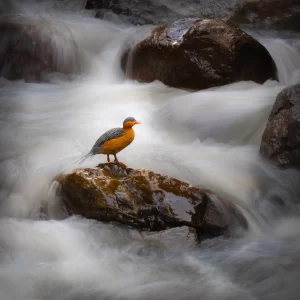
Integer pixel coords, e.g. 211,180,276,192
80,117,140,165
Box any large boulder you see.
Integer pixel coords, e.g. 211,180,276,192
229,0,300,31
123,18,277,91
0,17,81,82
56,163,247,240
260,84,300,168
86,0,241,26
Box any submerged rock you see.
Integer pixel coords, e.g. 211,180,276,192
0,17,81,82
260,84,300,168
142,226,197,252
123,18,277,91
56,163,247,240
229,0,300,31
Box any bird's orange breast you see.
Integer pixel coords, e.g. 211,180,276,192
101,128,135,154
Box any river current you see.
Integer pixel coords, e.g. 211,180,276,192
1,1,300,299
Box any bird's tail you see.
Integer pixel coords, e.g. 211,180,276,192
75,151,94,164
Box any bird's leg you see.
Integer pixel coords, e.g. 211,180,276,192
113,153,119,163
107,154,111,163
113,153,126,166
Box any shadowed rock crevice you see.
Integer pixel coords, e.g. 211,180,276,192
85,0,241,26
229,0,300,31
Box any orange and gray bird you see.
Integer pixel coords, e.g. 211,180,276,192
81,117,140,164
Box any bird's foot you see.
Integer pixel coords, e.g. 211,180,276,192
114,160,127,167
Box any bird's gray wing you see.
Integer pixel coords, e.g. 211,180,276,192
90,127,124,154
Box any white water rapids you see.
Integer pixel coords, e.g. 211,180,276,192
1,1,300,299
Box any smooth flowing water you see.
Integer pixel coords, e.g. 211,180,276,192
1,1,300,299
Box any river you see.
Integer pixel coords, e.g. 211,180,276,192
1,1,300,299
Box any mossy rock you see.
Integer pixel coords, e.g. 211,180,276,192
56,163,247,239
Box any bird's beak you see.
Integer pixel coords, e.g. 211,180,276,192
134,121,141,124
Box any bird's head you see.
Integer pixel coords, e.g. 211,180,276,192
123,117,141,128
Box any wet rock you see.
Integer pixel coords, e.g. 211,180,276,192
142,226,198,252
56,163,247,240
0,16,81,82
260,84,300,168
228,0,300,31
123,18,277,91
86,0,241,26
0,0,87,14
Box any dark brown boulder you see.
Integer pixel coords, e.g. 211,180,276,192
260,84,300,168
229,0,300,31
0,17,81,82
56,163,247,240
123,18,277,91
